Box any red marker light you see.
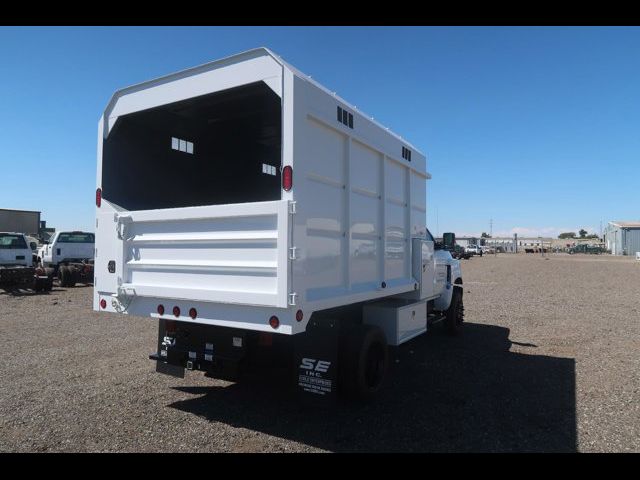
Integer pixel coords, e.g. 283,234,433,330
269,316,280,329
173,306,180,317
96,188,102,207
100,299,107,309
189,308,197,319
157,304,165,316
296,310,303,322
282,166,293,191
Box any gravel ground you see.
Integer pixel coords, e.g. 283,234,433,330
1,253,638,452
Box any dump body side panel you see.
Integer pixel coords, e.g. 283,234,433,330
291,75,428,329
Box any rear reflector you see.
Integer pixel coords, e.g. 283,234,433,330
157,304,165,316
282,166,292,191
269,315,280,329
96,188,102,207
173,306,180,317
100,299,107,309
189,308,197,319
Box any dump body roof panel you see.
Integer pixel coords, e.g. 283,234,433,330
103,47,424,156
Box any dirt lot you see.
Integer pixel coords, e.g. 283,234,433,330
1,254,639,452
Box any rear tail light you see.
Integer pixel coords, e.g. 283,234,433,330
282,166,293,191
157,304,165,316
296,310,304,322
173,306,180,317
189,308,197,319
100,299,107,309
269,315,280,329
96,188,102,207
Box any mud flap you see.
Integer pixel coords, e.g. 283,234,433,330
154,356,185,378
152,319,185,378
293,319,339,405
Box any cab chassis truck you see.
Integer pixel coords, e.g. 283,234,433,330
94,48,464,402
38,231,95,287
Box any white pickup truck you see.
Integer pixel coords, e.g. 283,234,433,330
0,232,52,292
94,48,463,402
38,231,95,287
465,244,483,256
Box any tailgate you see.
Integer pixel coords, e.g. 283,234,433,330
114,200,291,308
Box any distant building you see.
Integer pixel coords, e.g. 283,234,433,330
0,208,40,235
604,221,640,256
483,236,553,253
435,235,553,253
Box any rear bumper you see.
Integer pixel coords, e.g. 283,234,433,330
0,267,35,285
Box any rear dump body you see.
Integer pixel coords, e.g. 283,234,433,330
94,48,429,339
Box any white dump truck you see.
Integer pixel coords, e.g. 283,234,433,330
94,48,463,402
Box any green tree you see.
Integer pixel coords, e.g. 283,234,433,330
558,232,576,239
481,232,491,238
579,229,588,238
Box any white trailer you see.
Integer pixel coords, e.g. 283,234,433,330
95,48,463,401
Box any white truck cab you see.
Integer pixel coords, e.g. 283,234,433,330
0,232,32,268
465,244,483,256
38,231,95,288
39,231,95,268
94,48,463,402
0,232,52,291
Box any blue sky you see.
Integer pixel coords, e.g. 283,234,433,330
1,26,639,237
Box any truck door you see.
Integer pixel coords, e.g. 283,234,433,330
422,230,436,298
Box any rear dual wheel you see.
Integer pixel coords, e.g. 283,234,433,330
340,324,389,402
59,266,76,287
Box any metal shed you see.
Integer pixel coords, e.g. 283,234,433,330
604,221,640,256
0,208,41,235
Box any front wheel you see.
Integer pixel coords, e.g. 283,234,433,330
444,286,464,335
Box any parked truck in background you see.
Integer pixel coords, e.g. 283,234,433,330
465,244,483,256
38,231,95,287
94,48,464,402
0,232,53,292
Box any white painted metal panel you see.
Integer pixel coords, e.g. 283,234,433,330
106,55,282,135
114,200,289,308
363,299,427,346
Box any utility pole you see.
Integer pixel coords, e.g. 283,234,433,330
600,220,602,240
489,218,493,238
436,207,439,239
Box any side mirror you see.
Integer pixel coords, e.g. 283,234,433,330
442,232,456,248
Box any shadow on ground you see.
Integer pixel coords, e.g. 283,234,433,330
168,323,576,452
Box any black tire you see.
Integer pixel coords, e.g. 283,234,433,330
67,267,77,287
59,266,72,287
340,324,389,402
444,286,464,335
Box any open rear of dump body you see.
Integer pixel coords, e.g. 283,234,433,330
102,81,282,211
94,48,429,335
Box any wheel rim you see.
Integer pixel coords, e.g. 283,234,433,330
364,343,385,389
